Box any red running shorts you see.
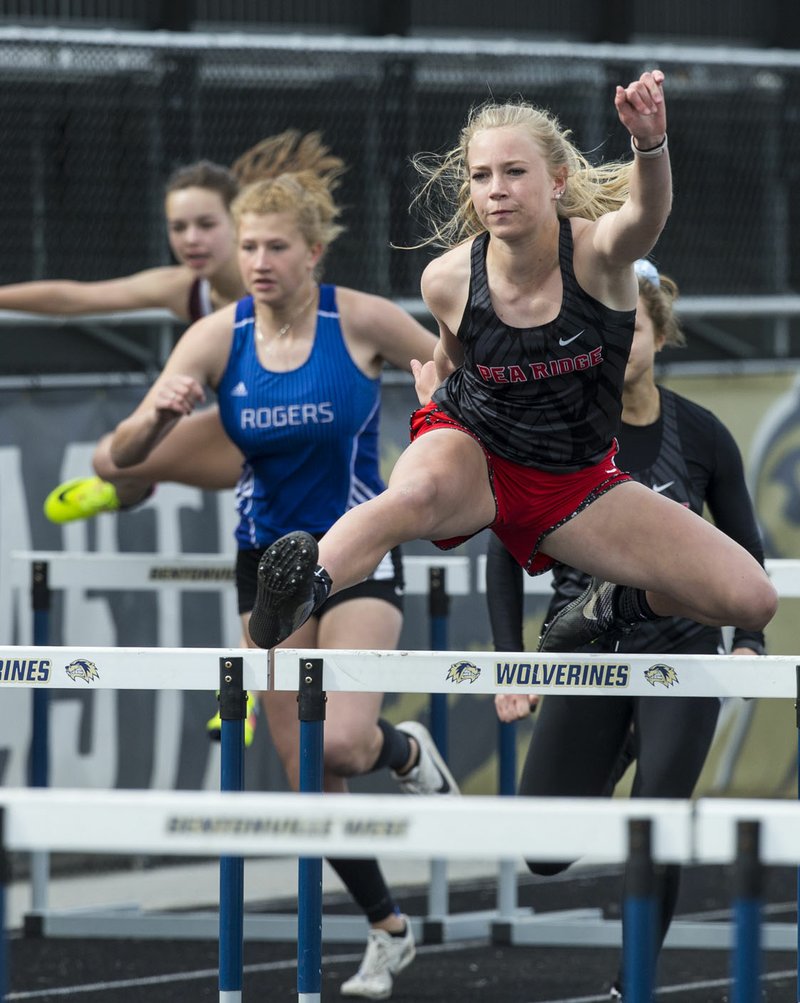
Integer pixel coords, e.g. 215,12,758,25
409,401,630,575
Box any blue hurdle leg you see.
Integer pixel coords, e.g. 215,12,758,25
1,807,8,1003
297,658,326,1003
30,561,51,916
732,820,761,1003
623,819,657,1003
218,657,245,1003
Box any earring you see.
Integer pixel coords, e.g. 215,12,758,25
554,190,564,200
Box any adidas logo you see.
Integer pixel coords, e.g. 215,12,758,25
231,381,248,397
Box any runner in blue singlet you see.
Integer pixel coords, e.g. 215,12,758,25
105,136,458,1000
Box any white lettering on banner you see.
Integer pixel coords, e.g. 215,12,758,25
240,401,334,429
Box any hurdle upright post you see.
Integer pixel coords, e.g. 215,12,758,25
496,718,518,919
623,818,657,1003
426,567,451,936
297,657,326,1003
731,819,761,1003
0,807,8,1003
218,656,245,1003
29,560,50,917
795,663,800,1003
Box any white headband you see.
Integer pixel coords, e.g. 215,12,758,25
634,258,661,287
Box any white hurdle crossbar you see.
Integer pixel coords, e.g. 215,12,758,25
9,550,470,598
271,648,799,699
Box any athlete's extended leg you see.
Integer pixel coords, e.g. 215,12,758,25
539,481,777,648
518,693,634,874
45,406,243,523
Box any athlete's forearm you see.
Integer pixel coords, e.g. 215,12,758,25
110,409,179,469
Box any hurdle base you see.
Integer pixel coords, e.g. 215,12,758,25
23,906,543,945
491,912,797,951
21,908,424,943
423,907,533,944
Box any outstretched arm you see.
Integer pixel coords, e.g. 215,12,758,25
593,69,672,266
110,307,233,467
0,266,195,322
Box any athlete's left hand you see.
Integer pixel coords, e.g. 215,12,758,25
411,358,439,406
615,69,667,148
495,693,538,722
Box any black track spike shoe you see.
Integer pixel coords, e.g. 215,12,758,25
248,531,331,649
537,577,634,653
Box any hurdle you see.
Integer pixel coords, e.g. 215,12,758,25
7,549,470,944
1,785,797,1002
9,553,800,966
272,646,800,963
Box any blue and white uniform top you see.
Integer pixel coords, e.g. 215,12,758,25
217,285,386,550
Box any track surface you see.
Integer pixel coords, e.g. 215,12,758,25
7,863,797,1001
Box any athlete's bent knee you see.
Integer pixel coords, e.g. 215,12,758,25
731,575,779,632
323,733,373,777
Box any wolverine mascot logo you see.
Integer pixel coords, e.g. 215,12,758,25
65,658,100,683
644,663,678,688
446,660,481,684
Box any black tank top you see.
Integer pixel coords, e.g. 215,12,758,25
432,219,636,471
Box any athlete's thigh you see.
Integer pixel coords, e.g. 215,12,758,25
96,406,243,490
631,695,720,798
518,694,632,797
318,595,403,649
543,480,754,595
388,428,496,539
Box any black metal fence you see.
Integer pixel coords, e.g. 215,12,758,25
0,28,799,372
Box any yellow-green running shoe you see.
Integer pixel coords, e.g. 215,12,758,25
207,691,258,748
44,476,121,524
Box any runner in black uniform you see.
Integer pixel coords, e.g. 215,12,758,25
490,261,767,1000
246,70,776,689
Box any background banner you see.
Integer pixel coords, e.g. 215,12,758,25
1,371,797,799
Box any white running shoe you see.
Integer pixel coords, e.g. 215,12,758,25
391,721,460,796
340,918,415,999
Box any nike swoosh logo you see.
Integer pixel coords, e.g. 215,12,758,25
652,481,674,494
558,329,584,347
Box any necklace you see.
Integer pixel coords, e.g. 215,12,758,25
255,287,317,346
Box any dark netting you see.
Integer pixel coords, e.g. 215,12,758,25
0,31,798,372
